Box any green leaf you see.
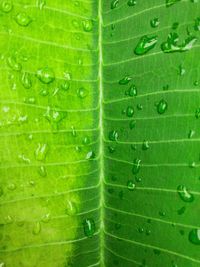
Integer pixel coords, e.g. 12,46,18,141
0,0,200,267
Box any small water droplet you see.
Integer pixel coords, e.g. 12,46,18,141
177,185,194,202
7,183,16,191
177,206,186,215
1,0,13,12
195,108,200,119
150,18,159,28
189,229,200,245
126,84,137,96
119,76,132,85
159,211,166,217
36,67,55,84
157,99,168,114
142,140,149,150
127,180,136,191
40,88,49,96
77,87,88,98
86,151,95,160
15,12,32,27
126,106,134,117
32,222,41,235
41,213,51,223
24,97,36,104
111,0,119,9
129,120,136,130
5,215,13,224
83,218,95,237
109,130,119,141
132,158,141,174
66,200,77,215
179,65,186,76
166,0,181,7
35,143,48,161
82,19,93,32
37,165,47,177
127,0,136,6
21,72,32,89
82,136,90,145
134,35,158,55
194,17,200,31
172,22,179,30
188,129,195,138
7,55,22,71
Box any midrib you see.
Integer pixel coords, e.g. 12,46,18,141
98,0,105,266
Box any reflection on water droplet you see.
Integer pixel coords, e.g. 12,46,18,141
179,65,185,76
194,17,200,31
66,200,77,215
1,0,13,12
177,185,194,202
36,67,55,84
32,222,41,235
83,218,95,237
127,180,136,191
35,143,48,161
44,106,66,130
166,0,181,7
132,158,141,174
61,81,70,91
189,229,200,245
127,0,137,6
135,35,158,55
37,0,46,9
7,55,22,71
119,76,132,85
15,12,32,27
111,0,119,9
150,18,159,28
109,130,118,141
157,99,168,114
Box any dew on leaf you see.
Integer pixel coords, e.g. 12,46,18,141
35,143,48,161
83,218,95,237
82,20,93,32
15,12,32,27
177,206,186,215
194,80,199,86
177,185,194,202
126,84,137,96
21,72,32,89
7,183,16,191
189,229,200,245
194,17,200,31
127,0,137,6
41,213,51,223
1,0,13,12
4,215,13,224
126,106,134,117
119,76,132,85
86,151,95,160
172,22,179,30
32,222,41,235
108,145,115,153
157,99,168,114
134,35,158,55
66,200,77,216
7,55,22,71
150,18,160,28
188,129,195,139
137,104,143,110
37,0,46,9
111,0,119,9
77,87,88,98
142,140,149,150
24,97,36,104
109,130,119,141
129,120,136,129
36,67,55,84
37,165,47,177
127,180,136,191
195,108,200,119
179,65,186,76
166,0,181,7
132,158,141,174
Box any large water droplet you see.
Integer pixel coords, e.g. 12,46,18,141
21,72,32,89
177,185,194,202
129,120,136,129
83,218,95,237
111,0,119,9
157,99,168,114
126,84,137,96
41,213,51,223
15,12,32,27
86,151,95,160
189,229,200,245
134,35,158,55
36,67,55,84
35,143,48,161
1,0,13,12
194,17,200,31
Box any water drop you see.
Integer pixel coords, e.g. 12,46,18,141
119,76,132,85
77,87,88,98
126,106,134,117
132,158,141,174
142,140,150,150
83,218,95,237
36,67,55,84
194,17,200,31
189,229,200,245
24,97,36,104
127,0,136,6
32,222,41,235
157,99,168,114
179,65,185,76
15,12,32,27
126,84,137,96
150,18,159,28
86,151,95,160
177,206,186,215
21,72,32,89
37,165,47,177
61,81,70,91
41,213,51,223
82,20,93,32
82,136,90,145
166,0,181,7
129,120,136,130
195,108,200,119
109,130,118,141
1,0,13,12
7,183,16,191
134,35,158,55
7,55,22,71
35,143,48,161
111,0,119,9
4,215,13,224
66,200,77,215
127,180,136,191
177,185,194,202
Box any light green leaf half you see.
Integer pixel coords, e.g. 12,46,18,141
0,0,200,267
